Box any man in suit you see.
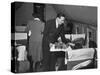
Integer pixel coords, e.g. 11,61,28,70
42,13,66,71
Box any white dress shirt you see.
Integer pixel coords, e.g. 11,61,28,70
56,19,59,28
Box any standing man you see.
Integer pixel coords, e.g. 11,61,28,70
42,13,66,71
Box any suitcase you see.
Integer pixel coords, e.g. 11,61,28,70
18,61,30,73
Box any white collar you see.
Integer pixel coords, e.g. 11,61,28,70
56,18,59,28
34,18,40,21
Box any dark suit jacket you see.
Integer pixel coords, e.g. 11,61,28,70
42,19,72,71
43,19,71,45
43,19,57,46
42,19,57,70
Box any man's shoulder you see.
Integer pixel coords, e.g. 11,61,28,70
46,19,55,23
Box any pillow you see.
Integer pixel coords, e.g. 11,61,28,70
71,34,85,41
65,34,71,40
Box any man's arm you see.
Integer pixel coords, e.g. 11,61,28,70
43,22,50,36
25,21,31,37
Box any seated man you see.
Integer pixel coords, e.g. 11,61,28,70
72,38,85,49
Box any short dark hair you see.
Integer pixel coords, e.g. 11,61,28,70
32,13,43,21
56,13,65,18
32,13,40,18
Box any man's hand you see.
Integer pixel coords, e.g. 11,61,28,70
49,43,54,48
57,37,62,43
28,30,31,36
68,43,75,46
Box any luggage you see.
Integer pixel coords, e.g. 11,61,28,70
18,61,30,73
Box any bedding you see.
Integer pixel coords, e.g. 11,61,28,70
66,48,96,70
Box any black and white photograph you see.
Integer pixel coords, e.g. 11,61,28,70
11,1,97,73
